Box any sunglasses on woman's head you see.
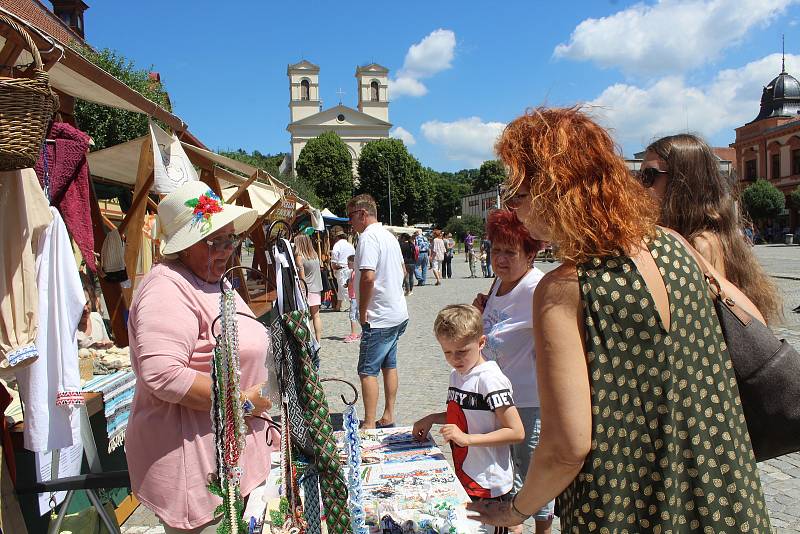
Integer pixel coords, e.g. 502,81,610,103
637,167,668,188
205,234,243,251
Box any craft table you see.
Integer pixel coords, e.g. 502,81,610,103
336,426,481,534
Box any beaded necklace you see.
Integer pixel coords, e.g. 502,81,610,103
208,288,248,534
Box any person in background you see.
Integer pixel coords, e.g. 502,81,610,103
414,229,430,286
472,210,552,534
294,234,323,343
431,229,446,286
77,288,112,349
399,233,416,296
126,182,271,533
465,231,475,263
467,107,771,533
642,133,782,324
480,249,489,278
330,226,355,312
481,234,494,278
348,194,408,429
413,304,524,534
344,255,361,343
443,232,455,279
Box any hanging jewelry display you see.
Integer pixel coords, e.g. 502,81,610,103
343,404,367,534
208,288,248,534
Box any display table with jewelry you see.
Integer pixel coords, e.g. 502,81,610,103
334,426,480,534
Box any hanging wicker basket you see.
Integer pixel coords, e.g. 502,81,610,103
0,13,56,172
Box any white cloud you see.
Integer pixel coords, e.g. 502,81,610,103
554,0,796,76
391,77,427,97
390,126,416,146
587,53,800,152
421,117,506,167
391,29,456,98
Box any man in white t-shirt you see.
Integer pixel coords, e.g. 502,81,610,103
347,194,408,429
330,227,355,312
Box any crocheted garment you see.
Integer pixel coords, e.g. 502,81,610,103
34,122,96,272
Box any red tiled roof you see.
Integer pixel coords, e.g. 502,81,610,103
2,0,85,47
712,147,736,162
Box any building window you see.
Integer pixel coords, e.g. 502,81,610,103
300,79,310,101
793,149,800,175
745,159,757,180
370,81,379,102
771,153,781,180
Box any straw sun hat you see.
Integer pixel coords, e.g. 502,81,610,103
158,181,257,255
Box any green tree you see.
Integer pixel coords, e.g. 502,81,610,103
473,160,506,193
790,185,800,210
74,47,171,150
741,179,785,222
219,149,321,206
429,169,470,228
444,214,485,241
295,132,354,215
357,138,432,225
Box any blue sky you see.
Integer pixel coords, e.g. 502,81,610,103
84,0,800,171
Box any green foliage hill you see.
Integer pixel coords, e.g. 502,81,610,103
296,132,354,215
74,47,171,150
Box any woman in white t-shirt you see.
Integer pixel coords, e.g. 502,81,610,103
473,209,554,534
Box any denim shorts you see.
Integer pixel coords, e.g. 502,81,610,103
349,298,358,322
357,319,408,376
511,407,555,521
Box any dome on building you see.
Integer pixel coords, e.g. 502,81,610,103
751,66,800,123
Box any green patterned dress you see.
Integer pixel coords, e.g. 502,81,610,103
558,228,771,533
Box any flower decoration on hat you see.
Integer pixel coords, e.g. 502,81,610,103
185,189,223,234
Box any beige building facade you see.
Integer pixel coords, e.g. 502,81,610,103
286,60,392,176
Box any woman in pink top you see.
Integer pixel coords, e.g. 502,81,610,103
126,182,272,533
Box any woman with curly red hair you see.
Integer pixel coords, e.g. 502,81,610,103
467,107,771,532
472,209,554,533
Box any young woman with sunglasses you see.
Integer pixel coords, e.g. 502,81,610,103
641,134,781,323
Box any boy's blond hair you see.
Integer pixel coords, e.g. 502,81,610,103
434,304,484,342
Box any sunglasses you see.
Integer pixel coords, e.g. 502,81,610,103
205,233,243,252
637,167,668,188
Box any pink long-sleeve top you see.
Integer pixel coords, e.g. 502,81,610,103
125,262,270,529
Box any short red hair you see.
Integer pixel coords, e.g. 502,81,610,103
486,209,544,256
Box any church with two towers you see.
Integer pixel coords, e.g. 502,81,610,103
284,60,392,177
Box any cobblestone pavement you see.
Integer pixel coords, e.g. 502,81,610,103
123,247,800,533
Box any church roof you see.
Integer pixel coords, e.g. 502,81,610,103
287,59,320,74
751,64,800,123
356,63,389,75
288,104,391,128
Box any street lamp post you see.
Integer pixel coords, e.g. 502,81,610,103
378,153,392,225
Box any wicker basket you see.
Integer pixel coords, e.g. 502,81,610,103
0,13,56,171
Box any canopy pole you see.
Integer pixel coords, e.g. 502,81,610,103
121,137,154,304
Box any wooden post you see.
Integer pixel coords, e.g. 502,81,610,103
121,138,154,303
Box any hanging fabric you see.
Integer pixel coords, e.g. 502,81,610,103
16,208,85,452
99,227,127,283
343,405,367,534
208,288,248,534
150,121,199,194
0,169,52,371
33,122,96,272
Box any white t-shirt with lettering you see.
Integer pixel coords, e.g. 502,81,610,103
482,267,544,408
446,360,515,498
355,222,408,329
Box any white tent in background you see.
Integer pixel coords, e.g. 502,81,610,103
321,208,340,218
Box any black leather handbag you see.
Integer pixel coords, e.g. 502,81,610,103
695,257,800,462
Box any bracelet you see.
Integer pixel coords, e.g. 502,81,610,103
510,495,532,520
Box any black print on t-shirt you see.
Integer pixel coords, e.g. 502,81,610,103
485,389,514,411
448,387,490,410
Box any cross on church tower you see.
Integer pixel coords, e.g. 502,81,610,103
336,87,346,104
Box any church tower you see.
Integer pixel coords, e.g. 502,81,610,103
288,60,321,123
355,64,389,123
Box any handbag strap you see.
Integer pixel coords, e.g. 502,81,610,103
665,229,754,328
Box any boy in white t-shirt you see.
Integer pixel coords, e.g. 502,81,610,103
413,305,524,533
